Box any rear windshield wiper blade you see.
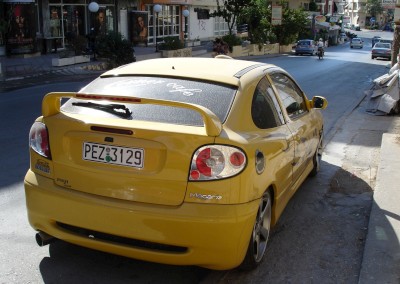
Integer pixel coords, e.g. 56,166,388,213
72,102,132,119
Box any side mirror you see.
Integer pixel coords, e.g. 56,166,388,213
311,96,328,109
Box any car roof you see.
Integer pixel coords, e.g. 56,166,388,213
100,57,276,86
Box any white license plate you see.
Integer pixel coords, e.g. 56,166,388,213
83,142,144,168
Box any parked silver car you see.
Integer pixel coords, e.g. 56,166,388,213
350,38,363,49
371,42,392,60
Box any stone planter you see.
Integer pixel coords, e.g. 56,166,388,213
52,55,91,67
228,45,250,58
161,47,192,58
248,44,264,56
279,44,293,53
263,43,280,55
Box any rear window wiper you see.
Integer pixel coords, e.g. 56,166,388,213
72,102,132,119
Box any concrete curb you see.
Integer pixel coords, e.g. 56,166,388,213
358,133,400,283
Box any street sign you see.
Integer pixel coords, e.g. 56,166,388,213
272,6,282,25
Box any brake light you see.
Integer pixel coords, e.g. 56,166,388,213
189,145,246,181
29,122,51,159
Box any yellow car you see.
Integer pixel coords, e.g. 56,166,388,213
24,56,327,270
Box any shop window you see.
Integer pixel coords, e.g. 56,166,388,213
145,4,180,45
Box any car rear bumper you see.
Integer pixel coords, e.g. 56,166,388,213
24,170,259,270
372,53,391,58
295,48,314,54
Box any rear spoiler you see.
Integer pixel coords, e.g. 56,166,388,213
42,92,222,136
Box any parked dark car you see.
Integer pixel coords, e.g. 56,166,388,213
383,22,394,32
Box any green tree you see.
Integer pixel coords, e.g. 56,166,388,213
272,2,309,45
366,0,383,17
210,0,256,35
239,0,272,46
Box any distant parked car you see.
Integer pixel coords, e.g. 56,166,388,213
350,38,363,48
378,39,393,45
371,42,392,60
295,39,317,55
372,36,381,47
383,22,394,32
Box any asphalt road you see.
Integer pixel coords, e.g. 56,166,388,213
0,38,394,283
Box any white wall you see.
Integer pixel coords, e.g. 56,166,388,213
187,6,215,40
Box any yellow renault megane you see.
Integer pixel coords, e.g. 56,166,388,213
24,56,327,270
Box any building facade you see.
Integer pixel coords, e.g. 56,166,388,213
0,0,228,56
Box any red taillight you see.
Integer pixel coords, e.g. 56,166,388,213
230,151,246,167
29,122,51,159
190,145,246,181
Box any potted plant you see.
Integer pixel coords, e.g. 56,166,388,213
158,36,192,58
52,34,91,67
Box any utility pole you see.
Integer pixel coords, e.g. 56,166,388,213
391,20,400,66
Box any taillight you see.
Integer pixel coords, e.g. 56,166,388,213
29,122,51,159
189,145,246,181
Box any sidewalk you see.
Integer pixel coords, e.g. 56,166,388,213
0,44,399,282
0,45,212,81
358,132,400,283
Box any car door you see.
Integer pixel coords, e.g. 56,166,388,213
249,77,295,206
268,72,316,186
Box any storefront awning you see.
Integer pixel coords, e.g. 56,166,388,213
316,22,341,30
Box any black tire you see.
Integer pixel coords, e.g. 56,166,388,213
240,190,272,270
309,134,323,177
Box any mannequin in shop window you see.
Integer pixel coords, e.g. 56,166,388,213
50,9,60,37
95,10,107,36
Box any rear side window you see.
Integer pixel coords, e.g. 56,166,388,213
251,77,283,129
61,76,237,126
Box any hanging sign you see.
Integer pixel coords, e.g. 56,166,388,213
272,6,282,26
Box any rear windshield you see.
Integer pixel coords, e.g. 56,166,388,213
298,41,312,46
61,76,237,126
375,43,390,48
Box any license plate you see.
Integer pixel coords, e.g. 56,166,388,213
83,142,144,168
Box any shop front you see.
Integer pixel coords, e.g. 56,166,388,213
1,0,117,56
3,0,37,55
133,1,191,47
